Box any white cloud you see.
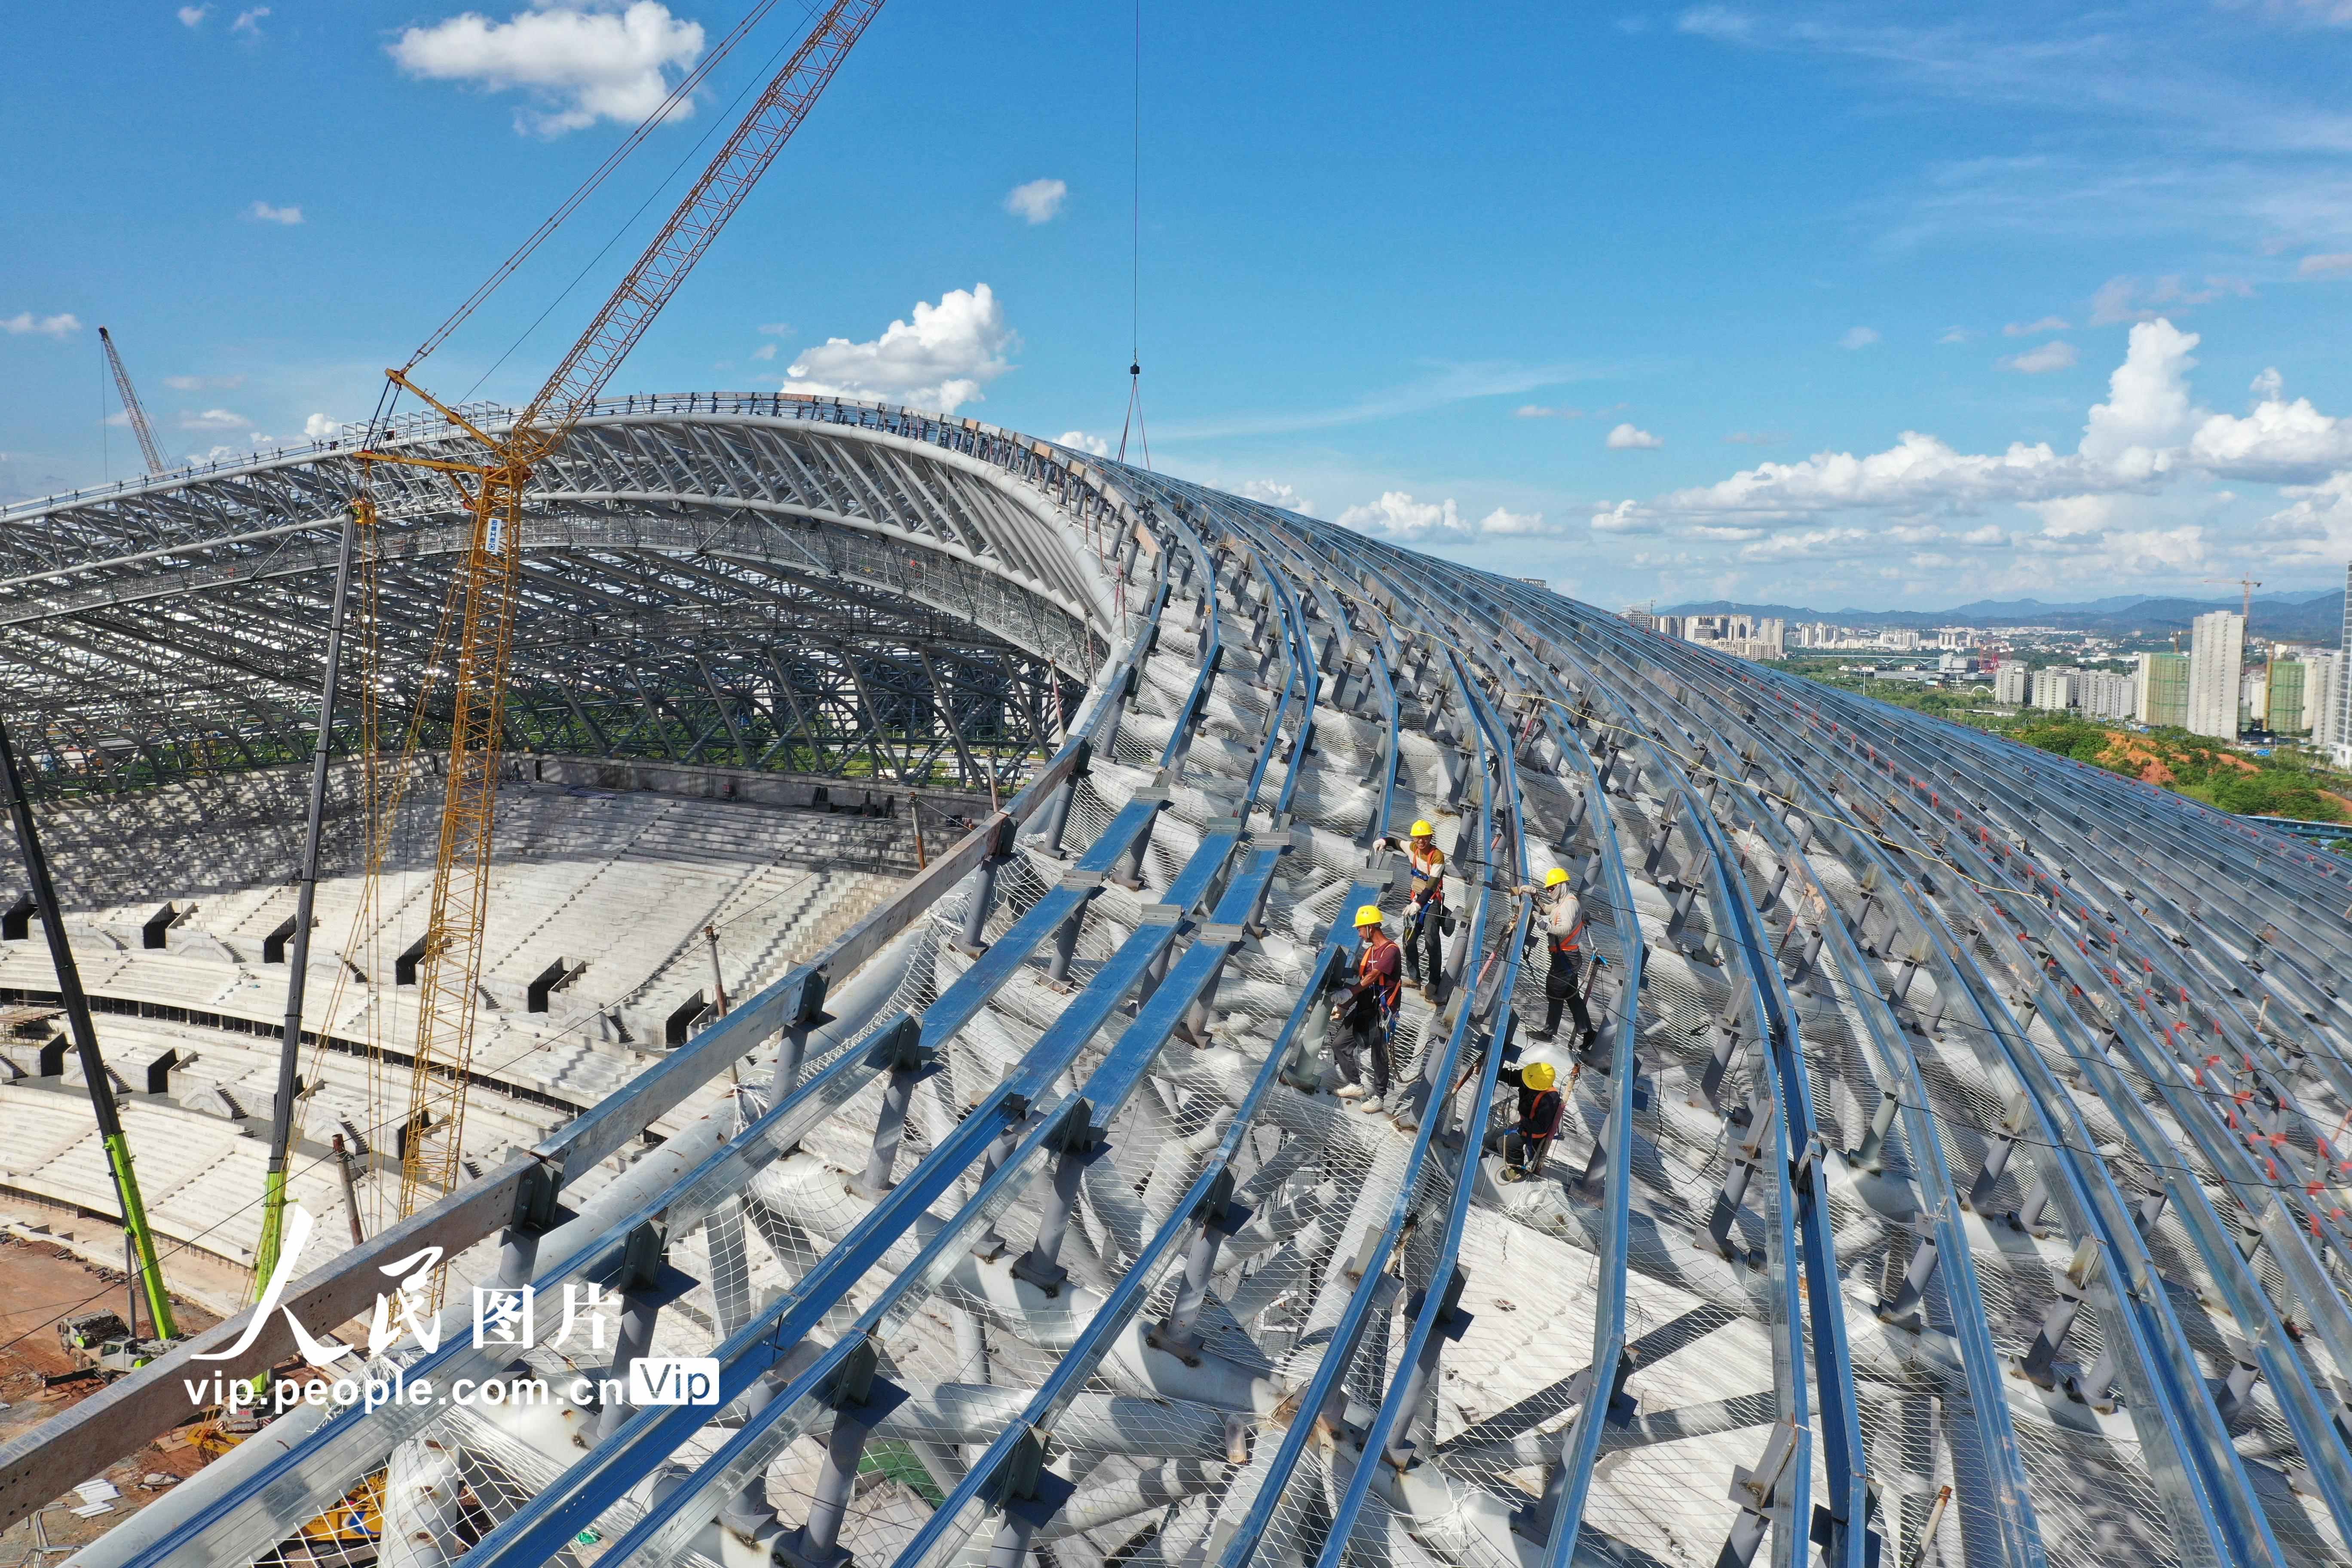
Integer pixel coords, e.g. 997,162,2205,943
389,3,704,137
1606,423,1663,449
178,5,210,24
179,408,250,430
1239,480,1315,515
1336,492,1551,542
1056,430,1110,458
784,284,1015,415
750,343,776,361
1838,325,1881,350
248,200,302,225
2299,252,2352,276
2089,273,2254,324
1515,404,1583,419
2250,367,2285,401
1938,326,1980,343
2077,319,2198,470
162,373,243,390
303,413,341,439
2188,391,2352,481
232,6,267,33
1003,179,1068,224
2003,315,2070,336
2001,339,2079,374
1724,430,1785,445
1,312,82,338
1676,6,1755,40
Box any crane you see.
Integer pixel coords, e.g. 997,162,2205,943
358,0,885,1233
98,327,169,477
2203,576,2262,622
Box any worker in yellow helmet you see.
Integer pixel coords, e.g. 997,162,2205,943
1519,862,1592,1046
1374,819,1448,1001
1489,1054,1565,1180
1330,904,1402,1109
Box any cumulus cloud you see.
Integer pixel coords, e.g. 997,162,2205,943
1,312,82,337
2001,340,2078,374
1335,493,1550,543
389,3,704,137
1003,179,1067,224
1582,315,2352,588
784,284,1015,415
248,200,302,224
1239,480,1315,515
1606,423,1663,449
2299,253,2352,276
2003,315,2070,336
178,408,250,430
1056,430,1110,458
303,414,341,439
178,5,209,24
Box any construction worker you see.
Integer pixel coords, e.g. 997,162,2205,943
1488,1057,1564,1179
1375,820,1447,1000
1523,864,1592,1044
1330,905,1402,1108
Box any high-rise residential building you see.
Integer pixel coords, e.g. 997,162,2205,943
2136,651,2190,728
2339,560,2352,755
2242,668,2269,730
2081,670,2136,721
1994,665,2031,705
2186,609,2245,739
2032,666,2079,711
2266,659,2309,734
2312,650,2345,748
1622,606,1656,632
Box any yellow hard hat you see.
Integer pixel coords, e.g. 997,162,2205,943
1354,905,1385,928
1544,867,1570,888
1522,1060,1557,1091
1410,820,1434,837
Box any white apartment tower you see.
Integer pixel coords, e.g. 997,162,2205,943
2187,609,2245,740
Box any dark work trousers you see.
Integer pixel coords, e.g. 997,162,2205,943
1483,1127,1552,1173
1405,898,1446,989
1543,946,1592,1037
1334,1006,1393,1098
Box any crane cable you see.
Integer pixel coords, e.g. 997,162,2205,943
1115,0,1149,469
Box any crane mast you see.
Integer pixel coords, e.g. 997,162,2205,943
98,327,169,477
361,0,885,1229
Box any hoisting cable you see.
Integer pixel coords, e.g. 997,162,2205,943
1115,0,1149,468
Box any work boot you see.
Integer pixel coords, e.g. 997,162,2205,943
1528,1029,1556,1044
1335,1083,1366,1100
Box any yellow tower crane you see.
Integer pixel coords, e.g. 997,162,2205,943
356,0,885,1233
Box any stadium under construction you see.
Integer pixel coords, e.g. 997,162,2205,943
0,394,2348,1568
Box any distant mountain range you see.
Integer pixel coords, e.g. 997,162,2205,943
1660,588,2347,644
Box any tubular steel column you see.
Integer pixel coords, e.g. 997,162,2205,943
0,711,177,1340
254,496,364,1295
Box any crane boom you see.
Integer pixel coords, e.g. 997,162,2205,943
98,327,169,477
368,0,885,1228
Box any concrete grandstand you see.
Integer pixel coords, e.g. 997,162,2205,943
0,394,2348,1568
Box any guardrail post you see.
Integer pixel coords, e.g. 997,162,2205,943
1874,1217,1940,1331
1113,791,1170,891
1046,872,1104,984
1847,1089,1899,1174
1010,1099,1104,1297
769,1336,908,1568
2018,1273,2087,1388
958,818,1020,956
1706,1090,1773,1264
1964,1091,2030,1211
1718,1420,1800,1568
496,1158,562,1289
1384,1267,1472,1468
1146,1173,1252,1365
770,969,832,1102
1035,740,1091,858
851,1017,934,1199
595,1220,696,1439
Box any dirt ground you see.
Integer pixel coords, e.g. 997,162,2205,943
0,1234,220,1559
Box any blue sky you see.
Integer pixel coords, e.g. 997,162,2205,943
8,2,2352,611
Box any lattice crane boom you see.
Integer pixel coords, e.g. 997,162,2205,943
99,327,169,477
362,0,886,1226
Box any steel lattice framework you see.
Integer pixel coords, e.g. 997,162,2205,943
6,395,2352,1568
